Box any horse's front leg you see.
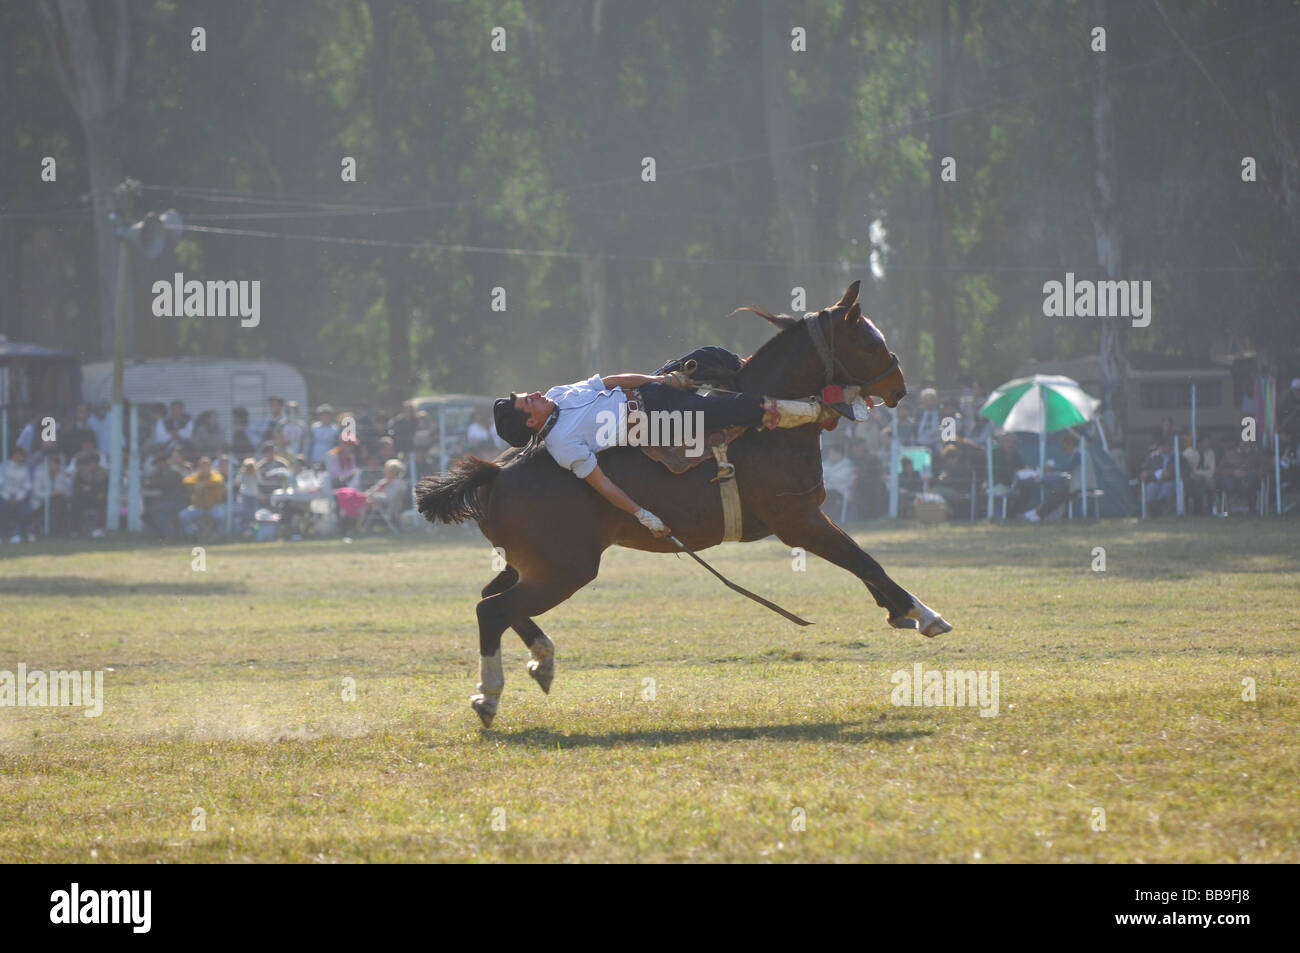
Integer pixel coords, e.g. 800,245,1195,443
770,507,953,637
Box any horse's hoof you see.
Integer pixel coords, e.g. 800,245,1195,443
920,615,953,638
528,659,554,695
470,694,497,728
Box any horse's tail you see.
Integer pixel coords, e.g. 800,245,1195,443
415,455,499,524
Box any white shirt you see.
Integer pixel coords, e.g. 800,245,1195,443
542,374,627,479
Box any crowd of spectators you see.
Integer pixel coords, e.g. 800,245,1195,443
4,376,1296,542
817,378,1299,523
0,396,503,545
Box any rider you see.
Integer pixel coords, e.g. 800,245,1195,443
493,365,829,538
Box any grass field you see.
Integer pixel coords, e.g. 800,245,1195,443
1,518,1296,863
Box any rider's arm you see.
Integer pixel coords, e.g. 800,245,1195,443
583,464,641,515
601,373,676,390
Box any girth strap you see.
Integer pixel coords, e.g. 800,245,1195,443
711,444,743,542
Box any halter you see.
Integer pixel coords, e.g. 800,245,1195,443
802,311,900,390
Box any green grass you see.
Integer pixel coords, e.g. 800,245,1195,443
0,518,1296,863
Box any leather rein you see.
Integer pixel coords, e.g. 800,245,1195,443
802,311,899,391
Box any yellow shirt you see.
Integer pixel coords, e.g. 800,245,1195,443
183,471,225,509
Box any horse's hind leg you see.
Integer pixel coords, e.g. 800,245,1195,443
482,568,555,694
472,562,597,727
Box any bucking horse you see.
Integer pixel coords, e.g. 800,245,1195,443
416,280,952,726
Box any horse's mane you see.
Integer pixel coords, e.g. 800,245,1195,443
731,306,812,377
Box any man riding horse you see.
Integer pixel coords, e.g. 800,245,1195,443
492,364,841,539
419,280,952,727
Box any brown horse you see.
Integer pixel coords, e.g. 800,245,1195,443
416,280,952,726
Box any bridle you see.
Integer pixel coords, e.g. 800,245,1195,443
802,311,900,390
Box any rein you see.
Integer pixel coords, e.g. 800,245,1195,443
802,312,899,391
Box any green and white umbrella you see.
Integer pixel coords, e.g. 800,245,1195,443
979,374,1101,474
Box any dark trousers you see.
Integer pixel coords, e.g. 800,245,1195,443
638,383,763,430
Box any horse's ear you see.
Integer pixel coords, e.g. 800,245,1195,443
843,302,861,323
835,280,861,309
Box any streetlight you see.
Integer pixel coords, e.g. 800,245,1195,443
105,202,183,533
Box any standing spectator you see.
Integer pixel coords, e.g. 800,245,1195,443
15,412,43,455
0,447,34,542
59,403,97,459
152,400,194,451
1181,435,1216,514
178,457,226,540
279,401,306,458
87,400,115,454
31,451,72,537
388,401,419,455
71,450,109,538
233,459,261,535
230,407,257,458
192,410,223,456
914,389,943,451
256,396,287,447
309,405,340,465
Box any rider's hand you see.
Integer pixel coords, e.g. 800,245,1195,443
660,371,690,389
634,507,671,538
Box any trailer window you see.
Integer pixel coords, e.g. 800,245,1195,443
1139,381,1221,409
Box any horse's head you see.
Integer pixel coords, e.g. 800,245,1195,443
823,280,908,408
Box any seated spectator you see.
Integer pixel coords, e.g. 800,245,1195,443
358,458,411,530
932,440,979,517
896,455,923,517
991,431,1035,517
143,449,189,541
255,442,292,503
1181,436,1215,514
1140,436,1178,515
848,439,886,519
822,443,857,521
30,451,72,537
1021,431,1082,522
0,447,34,542
1216,439,1266,512
325,437,361,489
178,456,226,540
939,397,964,442
230,407,257,458
71,450,109,537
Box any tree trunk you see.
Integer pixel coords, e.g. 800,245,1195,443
39,0,129,360
927,0,958,383
1091,0,1126,447
578,251,608,372
760,0,814,297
